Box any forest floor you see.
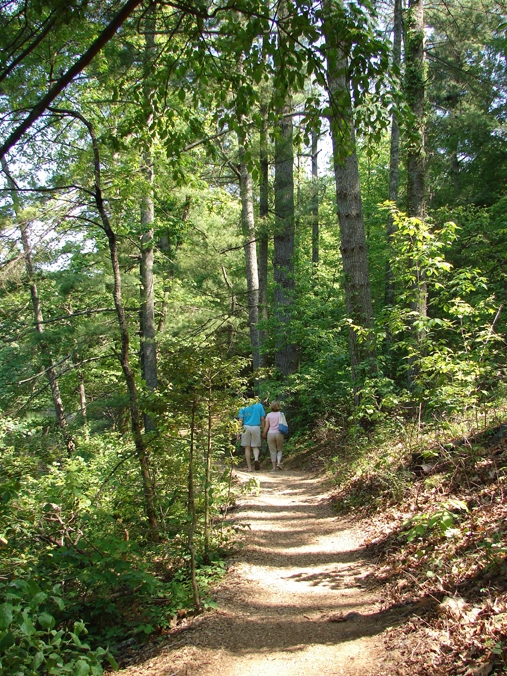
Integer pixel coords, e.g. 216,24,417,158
115,469,409,676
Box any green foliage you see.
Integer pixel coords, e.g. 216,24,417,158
403,499,468,542
0,579,118,676
381,205,502,414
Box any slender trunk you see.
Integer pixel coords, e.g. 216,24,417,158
322,0,376,400
157,198,190,333
221,264,236,354
406,0,425,221
1,159,74,454
140,8,157,431
273,0,298,378
405,0,427,356
258,103,269,362
385,0,403,308
64,111,160,539
239,149,261,370
311,129,319,266
448,93,460,197
67,309,88,435
188,399,201,609
76,353,88,433
203,382,212,562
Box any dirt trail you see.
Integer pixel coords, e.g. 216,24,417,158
119,470,399,676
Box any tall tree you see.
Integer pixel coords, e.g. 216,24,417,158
258,96,270,364
273,0,298,378
405,0,428,353
139,6,158,432
311,129,320,266
55,109,160,539
322,0,376,399
1,158,75,455
239,144,261,370
385,0,403,308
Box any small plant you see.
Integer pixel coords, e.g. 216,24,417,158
0,578,118,675
403,499,468,542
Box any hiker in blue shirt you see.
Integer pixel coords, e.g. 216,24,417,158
238,399,265,471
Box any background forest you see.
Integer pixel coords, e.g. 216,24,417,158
1,0,506,673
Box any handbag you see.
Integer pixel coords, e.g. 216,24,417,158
278,411,289,436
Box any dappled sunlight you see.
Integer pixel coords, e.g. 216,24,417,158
118,470,391,675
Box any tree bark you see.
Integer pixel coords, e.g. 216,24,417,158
273,0,298,378
239,149,261,370
385,0,403,308
1,158,75,455
311,129,320,266
187,398,201,609
322,0,376,399
258,101,269,363
405,0,427,351
140,7,158,432
406,0,426,221
157,198,190,333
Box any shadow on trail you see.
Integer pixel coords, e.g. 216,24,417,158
185,604,416,655
117,471,398,672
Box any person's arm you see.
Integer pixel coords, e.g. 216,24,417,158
262,416,268,437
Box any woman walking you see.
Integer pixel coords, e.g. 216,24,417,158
263,401,285,471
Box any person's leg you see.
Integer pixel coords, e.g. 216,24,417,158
276,433,284,469
244,446,252,471
251,426,262,470
253,447,260,470
267,434,277,470
241,427,253,471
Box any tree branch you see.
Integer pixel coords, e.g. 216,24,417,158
0,0,145,159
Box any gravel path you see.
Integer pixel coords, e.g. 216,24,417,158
119,469,397,676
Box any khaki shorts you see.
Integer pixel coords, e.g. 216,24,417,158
241,425,261,448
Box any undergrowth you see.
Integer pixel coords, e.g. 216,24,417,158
325,401,507,675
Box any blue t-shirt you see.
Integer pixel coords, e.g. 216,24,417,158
238,402,265,427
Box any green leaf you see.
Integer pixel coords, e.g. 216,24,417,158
107,652,120,671
31,651,45,670
0,604,13,630
20,617,36,636
0,630,15,651
51,596,65,611
38,612,56,630
74,659,91,676
30,591,48,608
70,631,82,647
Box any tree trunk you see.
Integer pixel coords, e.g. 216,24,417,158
322,0,376,400
1,158,75,455
239,149,261,370
273,0,298,378
75,350,88,433
140,7,157,431
203,382,212,562
187,399,201,609
157,197,190,333
385,0,403,308
405,0,427,353
311,129,320,266
258,102,269,363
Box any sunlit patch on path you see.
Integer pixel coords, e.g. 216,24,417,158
119,470,397,676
